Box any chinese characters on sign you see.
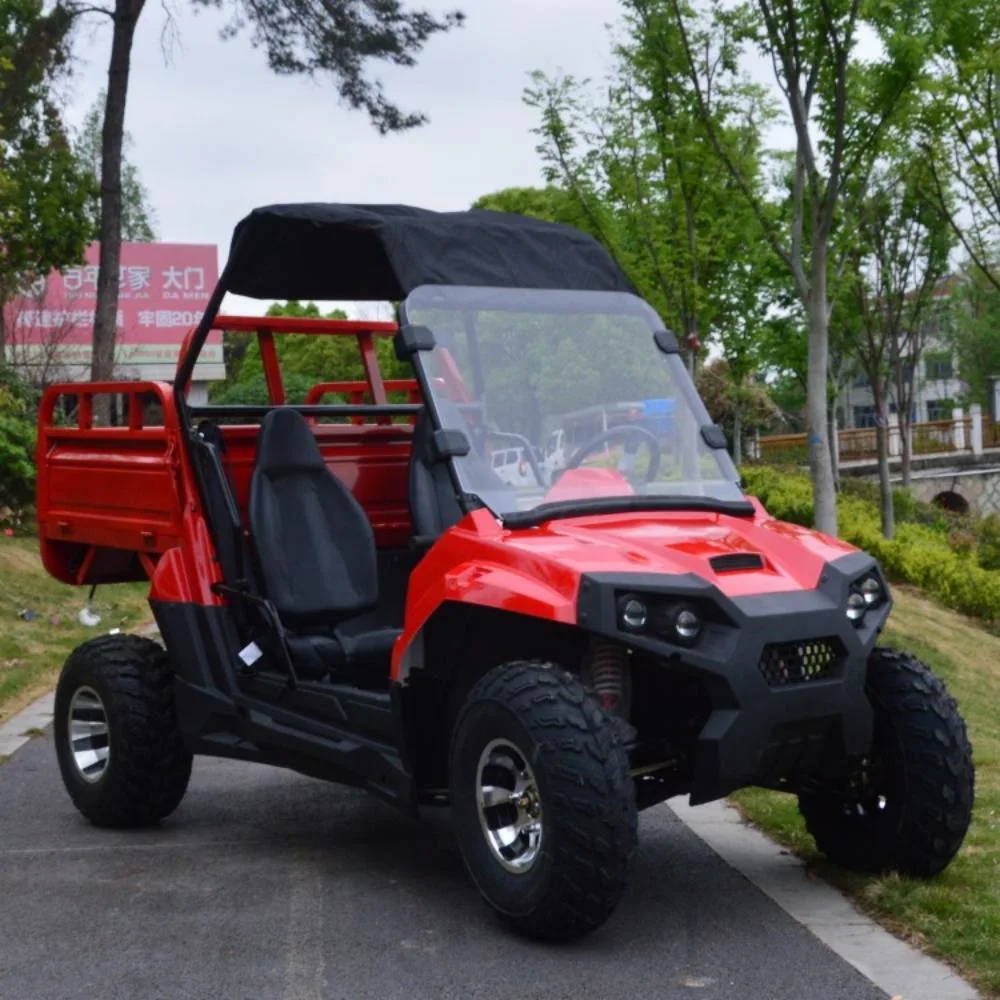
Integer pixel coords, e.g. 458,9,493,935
6,242,219,348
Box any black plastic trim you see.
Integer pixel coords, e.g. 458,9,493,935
432,428,471,459
701,424,728,450
653,328,680,354
151,600,416,809
393,323,436,361
503,495,756,529
575,551,888,804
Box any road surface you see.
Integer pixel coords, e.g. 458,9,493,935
0,733,885,1000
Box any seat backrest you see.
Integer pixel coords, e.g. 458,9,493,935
250,408,378,628
191,421,255,589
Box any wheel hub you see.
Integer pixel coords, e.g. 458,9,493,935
475,738,544,874
68,686,110,783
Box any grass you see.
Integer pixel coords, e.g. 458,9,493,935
733,585,1000,997
0,537,150,727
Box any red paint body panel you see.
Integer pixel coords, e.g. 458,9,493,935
388,506,857,679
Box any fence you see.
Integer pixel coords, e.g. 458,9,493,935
758,407,992,466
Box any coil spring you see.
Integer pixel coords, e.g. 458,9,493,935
588,640,628,715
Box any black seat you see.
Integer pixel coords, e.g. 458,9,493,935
249,408,399,684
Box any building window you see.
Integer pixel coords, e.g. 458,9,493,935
852,373,870,389
927,399,954,422
853,405,877,428
925,352,953,381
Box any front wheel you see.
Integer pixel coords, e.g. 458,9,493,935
54,634,193,828
799,647,974,877
450,661,637,941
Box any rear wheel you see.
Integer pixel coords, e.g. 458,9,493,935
450,661,637,941
55,634,192,828
799,647,974,877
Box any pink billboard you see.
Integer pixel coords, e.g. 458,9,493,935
4,242,222,376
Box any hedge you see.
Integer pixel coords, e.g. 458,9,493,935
742,466,1000,625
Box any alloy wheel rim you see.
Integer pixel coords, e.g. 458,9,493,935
68,686,110,783
475,738,544,874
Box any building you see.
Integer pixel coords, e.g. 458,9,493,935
2,242,223,404
836,277,966,429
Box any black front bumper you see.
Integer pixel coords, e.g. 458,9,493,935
577,552,888,804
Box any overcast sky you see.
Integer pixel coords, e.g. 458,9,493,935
65,0,628,314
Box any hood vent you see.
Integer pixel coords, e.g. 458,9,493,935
710,553,764,573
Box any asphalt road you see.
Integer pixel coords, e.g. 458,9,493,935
0,733,886,1000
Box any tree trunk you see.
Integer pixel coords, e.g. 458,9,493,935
806,252,838,536
91,0,144,417
827,399,840,491
873,381,894,539
900,416,912,487
732,398,743,466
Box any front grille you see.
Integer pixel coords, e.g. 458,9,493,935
759,639,840,686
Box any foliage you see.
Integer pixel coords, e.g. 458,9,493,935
743,466,1000,624
661,0,940,537
74,92,156,242
696,359,778,437
0,367,38,508
0,0,92,345
925,0,1000,292
472,186,595,234
948,265,1000,408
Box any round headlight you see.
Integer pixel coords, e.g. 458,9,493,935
859,575,882,607
675,608,701,641
620,596,648,631
846,591,866,623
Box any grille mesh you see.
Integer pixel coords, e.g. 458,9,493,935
759,639,840,686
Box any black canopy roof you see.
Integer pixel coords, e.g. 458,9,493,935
223,203,634,301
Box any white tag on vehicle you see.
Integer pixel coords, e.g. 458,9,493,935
238,641,263,667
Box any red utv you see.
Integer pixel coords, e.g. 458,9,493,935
38,204,974,940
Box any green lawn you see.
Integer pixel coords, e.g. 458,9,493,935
0,537,150,727
734,586,1000,998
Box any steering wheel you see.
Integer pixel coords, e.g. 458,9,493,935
566,425,662,483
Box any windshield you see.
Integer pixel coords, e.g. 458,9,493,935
404,285,744,518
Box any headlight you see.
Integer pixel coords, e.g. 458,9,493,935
859,575,882,607
675,607,701,642
846,591,866,623
619,595,648,632
659,602,702,645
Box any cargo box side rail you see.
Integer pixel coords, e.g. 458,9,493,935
36,380,185,587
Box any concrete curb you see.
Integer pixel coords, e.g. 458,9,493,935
672,797,981,1000
0,691,55,759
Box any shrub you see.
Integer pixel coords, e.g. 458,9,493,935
740,466,1000,625
0,370,38,509
977,514,1000,571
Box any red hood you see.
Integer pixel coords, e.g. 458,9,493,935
494,505,857,598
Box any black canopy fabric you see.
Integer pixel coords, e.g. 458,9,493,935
223,203,634,301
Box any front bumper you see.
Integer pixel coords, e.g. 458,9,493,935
576,552,888,804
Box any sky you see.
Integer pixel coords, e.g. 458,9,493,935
65,0,626,316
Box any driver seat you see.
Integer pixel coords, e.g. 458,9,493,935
249,408,400,685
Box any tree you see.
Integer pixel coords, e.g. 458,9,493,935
0,0,92,352
75,93,156,242
472,186,596,234
948,264,1000,408
64,0,464,401
925,0,1000,291
665,0,935,535
524,7,774,403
